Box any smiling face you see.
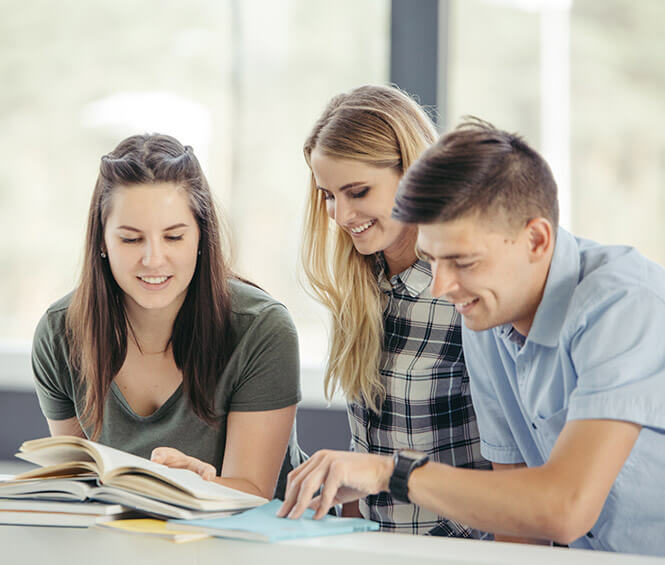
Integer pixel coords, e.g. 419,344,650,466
416,214,552,335
310,149,413,260
103,182,200,320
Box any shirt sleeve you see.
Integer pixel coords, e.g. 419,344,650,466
567,288,665,431
463,325,524,464
228,304,301,412
31,310,77,420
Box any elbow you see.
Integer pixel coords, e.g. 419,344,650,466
540,489,600,545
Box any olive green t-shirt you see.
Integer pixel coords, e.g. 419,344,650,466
31,279,303,497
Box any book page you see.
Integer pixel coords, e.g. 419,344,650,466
0,477,96,500
17,437,267,509
109,474,265,511
16,444,97,468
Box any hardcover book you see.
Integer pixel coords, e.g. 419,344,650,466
2,436,267,520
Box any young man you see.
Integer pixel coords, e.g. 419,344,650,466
278,119,665,556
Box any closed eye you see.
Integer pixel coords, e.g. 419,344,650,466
350,187,369,199
165,235,184,241
120,237,141,244
455,262,478,270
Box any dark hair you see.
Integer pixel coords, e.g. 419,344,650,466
67,133,232,438
392,117,559,230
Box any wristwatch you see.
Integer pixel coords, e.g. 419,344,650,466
388,449,430,503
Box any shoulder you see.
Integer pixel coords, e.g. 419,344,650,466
34,292,74,345
229,278,284,314
228,279,296,337
570,239,665,322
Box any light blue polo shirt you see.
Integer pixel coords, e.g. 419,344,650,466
462,228,665,556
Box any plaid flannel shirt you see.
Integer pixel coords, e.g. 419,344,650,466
347,257,491,536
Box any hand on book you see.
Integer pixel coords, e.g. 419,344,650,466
150,447,217,481
277,450,394,520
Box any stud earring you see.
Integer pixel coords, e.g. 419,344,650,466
197,249,201,256
100,250,107,258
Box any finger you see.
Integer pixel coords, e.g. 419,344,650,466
284,449,326,486
278,456,318,517
314,463,341,519
287,462,330,519
151,447,179,464
278,463,317,517
192,461,216,481
278,450,334,517
277,468,306,517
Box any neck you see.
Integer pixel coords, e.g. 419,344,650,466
123,294,185,355
512,250,555,336
383,225,418,278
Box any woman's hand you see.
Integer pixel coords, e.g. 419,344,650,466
150,447,217,481
277,449,394,520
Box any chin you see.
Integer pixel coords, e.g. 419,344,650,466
351,241,380,256
128,292,178,312
461,316,495,333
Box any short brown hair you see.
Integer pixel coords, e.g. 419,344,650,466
392,117,559,230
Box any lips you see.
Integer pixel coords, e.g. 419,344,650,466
348,219,376,235
138,275,169,285
136,275,173,289
454,297,479,314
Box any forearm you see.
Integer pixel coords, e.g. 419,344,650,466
214,476,267,498
406,462,579,542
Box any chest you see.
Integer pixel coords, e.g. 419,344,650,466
113,350,183,417
497,339,578,461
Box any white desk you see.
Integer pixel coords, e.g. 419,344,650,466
1,526,663,565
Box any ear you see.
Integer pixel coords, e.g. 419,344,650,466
525,217,554,263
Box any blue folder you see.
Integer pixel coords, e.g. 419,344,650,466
168,499,379,542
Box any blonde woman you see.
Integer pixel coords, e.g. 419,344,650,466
279,85,490,536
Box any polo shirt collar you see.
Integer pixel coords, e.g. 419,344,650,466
526,227,580,347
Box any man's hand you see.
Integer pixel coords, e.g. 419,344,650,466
150,447,217,481
277,449,394,520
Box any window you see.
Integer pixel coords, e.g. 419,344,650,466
448,0,665,263
0,1,390,404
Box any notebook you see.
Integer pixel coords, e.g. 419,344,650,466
168,499,379,542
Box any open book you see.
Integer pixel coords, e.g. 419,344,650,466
5,436,267,519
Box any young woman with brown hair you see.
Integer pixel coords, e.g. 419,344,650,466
31,133,302,500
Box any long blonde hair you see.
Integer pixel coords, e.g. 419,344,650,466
302,85,438,412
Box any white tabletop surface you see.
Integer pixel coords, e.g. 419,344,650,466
1,525,663,565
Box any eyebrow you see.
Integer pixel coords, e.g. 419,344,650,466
416,246,481,261
115,223,189,232
316,181,368,192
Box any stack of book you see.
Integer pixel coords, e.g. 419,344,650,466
1,436,380,542
0,497,131,528
0,436,267,528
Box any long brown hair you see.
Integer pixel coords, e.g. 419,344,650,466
302,85,438,412
67,134,233,438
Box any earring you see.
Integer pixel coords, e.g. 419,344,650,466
197,249,201,256
100,250,107,259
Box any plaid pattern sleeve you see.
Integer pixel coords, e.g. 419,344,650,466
347,258,491,537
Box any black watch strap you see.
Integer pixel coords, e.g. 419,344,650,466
388,450,429,503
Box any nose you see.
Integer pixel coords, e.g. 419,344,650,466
332,198,355,226
430,260,459,299
141,237,165,269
